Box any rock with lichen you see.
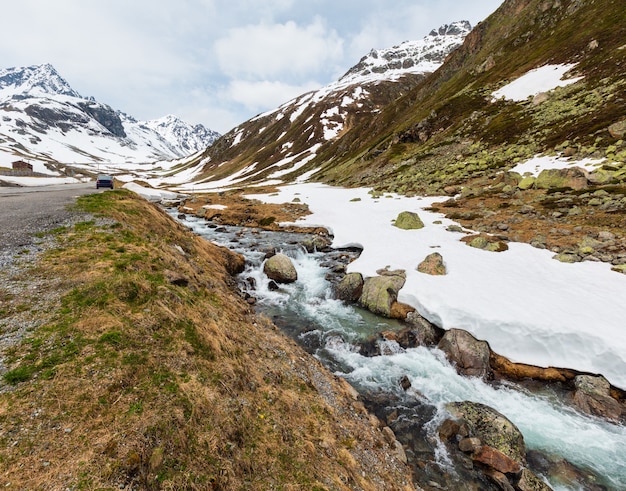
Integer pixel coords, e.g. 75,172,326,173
393,211,425,230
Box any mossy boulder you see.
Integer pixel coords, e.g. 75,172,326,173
553,253,580,263
358,269,406,317
334,272,364,303
393,211,424,230
535,168,588,190
587,168,615,185
612,264,626,274
518,175,536,190
467,235,509,252
263,253,298,284
445,401,526,464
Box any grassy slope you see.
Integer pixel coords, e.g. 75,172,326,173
313,0,626,194
0,191,414,490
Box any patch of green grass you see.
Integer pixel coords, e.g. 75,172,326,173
127,401,144,416
122,352,147,366
62,282,112,312
98,331,123,346
74,221,96,232
34,226,68,238
181,320,214,361
3,365,35,385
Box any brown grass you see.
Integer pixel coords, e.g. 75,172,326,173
0,190,414,490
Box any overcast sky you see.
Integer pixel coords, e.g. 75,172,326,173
1,0,502,134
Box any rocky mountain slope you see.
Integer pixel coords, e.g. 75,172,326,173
0,64,220,164
181,0,625,272
191,1,625,193
189,21,471,188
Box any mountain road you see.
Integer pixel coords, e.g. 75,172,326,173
0,183,99,266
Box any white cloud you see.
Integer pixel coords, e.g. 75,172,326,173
215,17,343,79
225,80,321,112
0,0,503,134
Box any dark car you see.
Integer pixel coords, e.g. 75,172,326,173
96,175,114,189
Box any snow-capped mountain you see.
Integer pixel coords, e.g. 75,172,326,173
187,22,471,190
0,64,219,165
141,115,220,157
0,63,80,100
338,21,472,86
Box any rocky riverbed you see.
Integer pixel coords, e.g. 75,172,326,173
171,199,626,491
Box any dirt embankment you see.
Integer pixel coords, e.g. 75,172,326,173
0,190,414,490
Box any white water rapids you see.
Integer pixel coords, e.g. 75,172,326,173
177,213,626,490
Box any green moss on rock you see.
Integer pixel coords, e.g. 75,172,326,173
393,211,425,230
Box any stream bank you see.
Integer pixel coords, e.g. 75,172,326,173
169,206,626,491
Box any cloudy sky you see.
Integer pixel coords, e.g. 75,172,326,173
1,0,502,134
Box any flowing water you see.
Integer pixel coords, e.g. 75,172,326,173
172,211,626,490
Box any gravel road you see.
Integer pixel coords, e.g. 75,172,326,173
0,183,98,266
0,182,103,385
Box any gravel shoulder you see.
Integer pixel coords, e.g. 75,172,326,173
0,183,101,386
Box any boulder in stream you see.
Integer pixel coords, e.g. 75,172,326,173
445,401,526,465
334,272,364,302
358,269,406,317
263,253,297,284
571,374,624,423
438,328,491,379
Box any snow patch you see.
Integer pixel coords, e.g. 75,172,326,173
246,183,626,390
511,154,605,177
492,64,584,102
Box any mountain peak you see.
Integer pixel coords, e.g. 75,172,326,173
0,63,220,162
429,20,472,37
0,63,80,100
337,20,472,86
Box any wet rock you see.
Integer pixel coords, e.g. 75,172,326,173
572,374,624,422
438,418,461,441
267,280,280,291
515,468,553,491
438,329,491,379
334,272,364,302
399,375,411,391
393,211,425,230
417,252,447,275
473,446,521,474
301,235,332,252
446,401,526,465
389,301,415,319
526,450,605,491
263,253,297,284
358,269,406,317
459,437,482,453
404,312,442,346
485,469,516,490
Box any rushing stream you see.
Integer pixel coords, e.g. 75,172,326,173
171,211,626,490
